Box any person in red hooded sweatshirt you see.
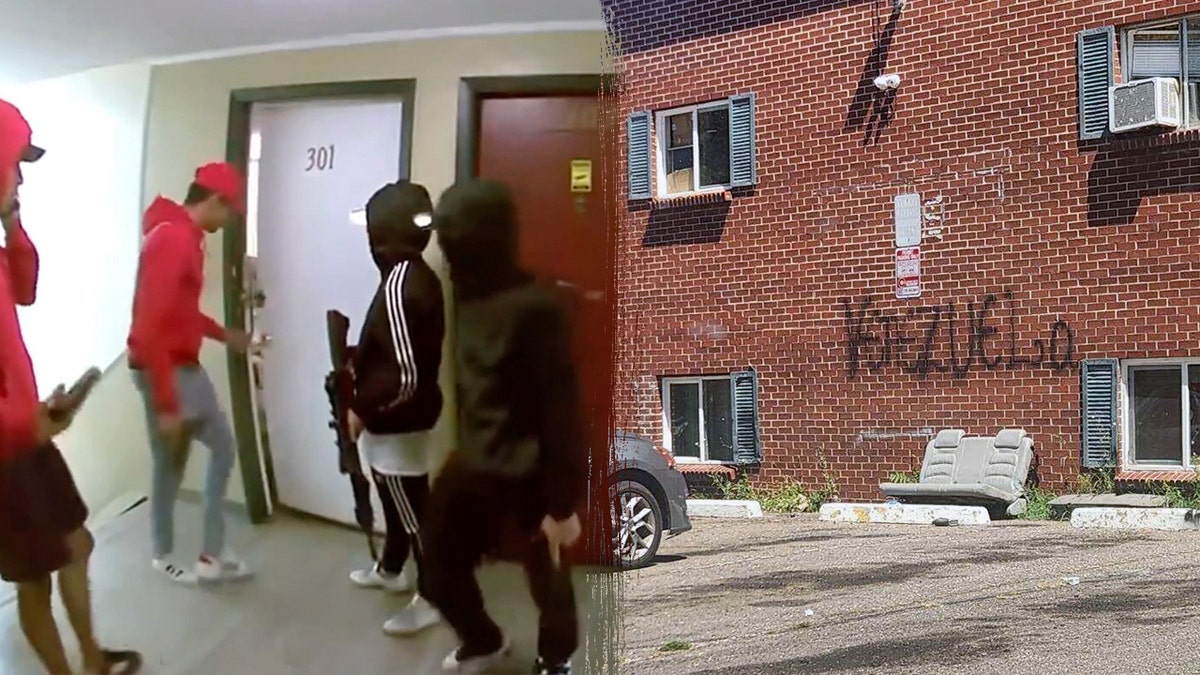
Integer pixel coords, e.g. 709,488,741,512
127,162,255,586
0,98,143,674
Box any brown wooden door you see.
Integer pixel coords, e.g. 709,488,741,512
476,95,613,567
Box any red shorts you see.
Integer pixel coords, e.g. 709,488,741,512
0,443,89,583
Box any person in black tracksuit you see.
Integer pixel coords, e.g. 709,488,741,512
346,180,446,637
423,180,587,675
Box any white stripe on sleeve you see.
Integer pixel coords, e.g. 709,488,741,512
384,262,418,403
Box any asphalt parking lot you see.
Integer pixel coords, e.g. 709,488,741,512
618,514,1200,675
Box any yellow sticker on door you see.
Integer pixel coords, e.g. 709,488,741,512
570,159,593,193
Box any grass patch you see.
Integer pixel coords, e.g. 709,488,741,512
1018,486,1058,521
711,471,839,514
1075,468,1117,495
710,475,804,512
659,640,692,652
1157,483,1200,509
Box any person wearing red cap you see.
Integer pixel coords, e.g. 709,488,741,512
0,99,143,674
127,162,255,586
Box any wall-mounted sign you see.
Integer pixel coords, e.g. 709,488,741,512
896,246,921,299
894,192,922,248
570,159,593,193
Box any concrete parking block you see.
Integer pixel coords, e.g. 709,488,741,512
686,499,764,518
1071,506,1200,531
818,502,992,526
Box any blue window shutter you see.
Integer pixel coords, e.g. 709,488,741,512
728,93,757,187
731,369,762,465
1080,358,1118,468
1076,26,1114,141
627,111,652,200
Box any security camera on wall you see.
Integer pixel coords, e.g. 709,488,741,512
874,74,902,91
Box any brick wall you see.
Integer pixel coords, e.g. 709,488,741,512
603,0,1200,498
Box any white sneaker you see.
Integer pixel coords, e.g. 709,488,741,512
441,635,511,673
383,593,441,636
196,549,253,582
152,558,198,586
349,563,413,593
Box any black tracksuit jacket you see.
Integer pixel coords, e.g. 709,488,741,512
350,253,445,436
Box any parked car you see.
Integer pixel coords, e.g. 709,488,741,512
611,430,691,569
474,429,691,571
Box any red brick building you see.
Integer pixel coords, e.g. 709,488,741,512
604,0,1200,498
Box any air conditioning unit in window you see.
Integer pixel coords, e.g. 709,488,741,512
1109,77,1181,134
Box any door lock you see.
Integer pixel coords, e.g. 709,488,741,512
243,289,267,309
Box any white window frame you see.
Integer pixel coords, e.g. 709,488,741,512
1120,358,1200,471
661,375,735,464
1120,15,1200,129
654,101,733,198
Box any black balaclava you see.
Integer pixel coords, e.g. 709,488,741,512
433,180,527,300
364,180,434,273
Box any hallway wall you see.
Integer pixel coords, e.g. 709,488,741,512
5,62,154,525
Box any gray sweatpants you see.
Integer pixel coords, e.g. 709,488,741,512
132,366,236,560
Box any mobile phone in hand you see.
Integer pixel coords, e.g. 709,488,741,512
49,367,102,421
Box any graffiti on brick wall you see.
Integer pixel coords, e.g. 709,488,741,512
841,290,1075,378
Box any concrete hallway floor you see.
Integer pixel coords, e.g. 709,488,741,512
0,501,620,675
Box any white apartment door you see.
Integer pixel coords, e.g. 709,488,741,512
250,98,405,528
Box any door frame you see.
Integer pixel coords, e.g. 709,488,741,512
223,79,417,524
454,74,610,182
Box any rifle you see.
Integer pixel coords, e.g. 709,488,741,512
324,309,379,561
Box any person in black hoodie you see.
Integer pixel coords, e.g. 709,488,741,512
423,180,586,675
345,180,445,637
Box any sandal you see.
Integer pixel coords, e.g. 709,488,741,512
95,649,142,675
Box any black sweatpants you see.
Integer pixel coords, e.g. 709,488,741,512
420,457,578,666
372,471,429,581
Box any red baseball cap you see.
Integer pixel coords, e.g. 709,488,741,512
0,98,45,169
194,162,245,215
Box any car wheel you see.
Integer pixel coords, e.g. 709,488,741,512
612,479,663,570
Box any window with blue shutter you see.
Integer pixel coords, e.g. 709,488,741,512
1080,358,1119,468
627,110,652,200
728,93,757,187
1076,26,1115,141
731,368,762,465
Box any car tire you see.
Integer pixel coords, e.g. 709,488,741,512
612,479,663,570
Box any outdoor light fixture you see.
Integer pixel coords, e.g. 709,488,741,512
874,74,902,91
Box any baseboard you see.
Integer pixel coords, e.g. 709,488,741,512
177,488,252,521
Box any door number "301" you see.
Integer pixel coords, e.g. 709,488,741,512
305,145,336,172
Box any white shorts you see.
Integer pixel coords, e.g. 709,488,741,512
357,430,432,477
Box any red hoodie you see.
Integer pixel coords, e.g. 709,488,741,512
127,197,226,416
0,216,41,459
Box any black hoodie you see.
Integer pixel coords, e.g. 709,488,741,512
433,180,586,521
350,181,445,436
